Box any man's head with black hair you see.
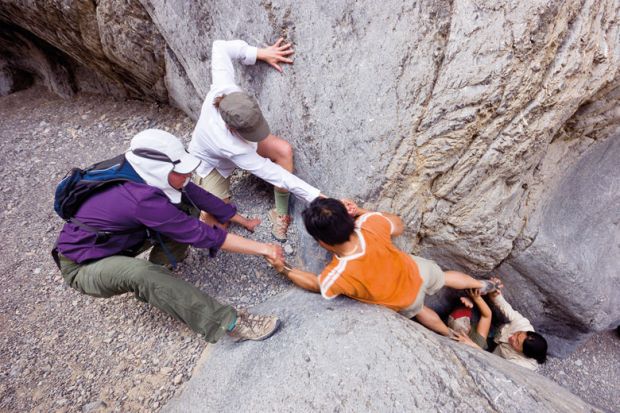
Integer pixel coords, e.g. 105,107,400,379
509,330,548,364
522,331,548,364
302,198,355,246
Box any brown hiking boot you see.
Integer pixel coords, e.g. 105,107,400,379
268,209,291,242
228,310,281,342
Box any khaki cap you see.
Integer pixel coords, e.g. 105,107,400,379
219,92,270,142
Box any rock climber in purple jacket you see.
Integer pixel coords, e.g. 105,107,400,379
55,129,282,343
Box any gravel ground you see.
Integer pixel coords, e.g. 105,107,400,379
539,329,620,413
0,86,292,412
0,86,617,412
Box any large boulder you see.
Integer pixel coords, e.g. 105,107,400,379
0,0,618,350
498,135,620,354
163,290,599,412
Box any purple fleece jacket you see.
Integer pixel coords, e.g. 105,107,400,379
57,182,236,263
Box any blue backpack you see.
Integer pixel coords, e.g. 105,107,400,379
52,153,180,270
54,154,144,220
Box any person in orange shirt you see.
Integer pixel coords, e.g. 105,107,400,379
268,198,499,336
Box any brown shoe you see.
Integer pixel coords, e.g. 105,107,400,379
268,209,291,242
228,310,281,342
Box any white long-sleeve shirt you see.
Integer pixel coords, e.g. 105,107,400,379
188,40,321,203
491,295,538,371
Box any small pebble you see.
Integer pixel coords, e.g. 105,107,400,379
82,400,107,413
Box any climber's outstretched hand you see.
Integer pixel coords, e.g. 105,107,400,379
257,38,294,73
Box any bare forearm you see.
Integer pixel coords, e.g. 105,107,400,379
268,258,320,293
284,267,320,293
415,306,451,336
473,296,492,318
221,233,269,256
472,296,492,338
229,214,245,226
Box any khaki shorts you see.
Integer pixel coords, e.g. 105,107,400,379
398,255,446,318
193,169,231,200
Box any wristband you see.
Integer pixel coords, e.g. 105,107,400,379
281,262,293,276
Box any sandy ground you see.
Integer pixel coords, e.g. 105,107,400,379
0,86,617,412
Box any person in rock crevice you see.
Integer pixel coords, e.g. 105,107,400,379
454,278,548,370
448,289,493,351
267,197,500,337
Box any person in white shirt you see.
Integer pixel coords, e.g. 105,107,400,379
189,38,322,241
485,278,548,370
451,279,548,370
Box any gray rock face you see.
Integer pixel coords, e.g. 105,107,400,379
499,136,620,354
0,59,32,97
163,290,599,413
0,0,618,349
0,24,76,98
0,0,166,99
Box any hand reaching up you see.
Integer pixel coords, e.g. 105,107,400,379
467,289,482,299
341,198,366,218
257,38,294,72
488,277,503,298
459,296,474,308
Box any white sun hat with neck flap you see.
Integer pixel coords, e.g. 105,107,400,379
125,129,201,203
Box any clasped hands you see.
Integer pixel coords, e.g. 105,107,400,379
263,243,286,273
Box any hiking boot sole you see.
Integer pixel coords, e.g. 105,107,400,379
231,319,282,343
271,233,287,243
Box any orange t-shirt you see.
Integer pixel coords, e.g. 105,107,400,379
318,213,423,311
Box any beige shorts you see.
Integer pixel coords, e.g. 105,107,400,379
398,255,446,318
193,169,231,200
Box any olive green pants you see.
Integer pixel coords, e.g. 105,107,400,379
59,251,236,343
